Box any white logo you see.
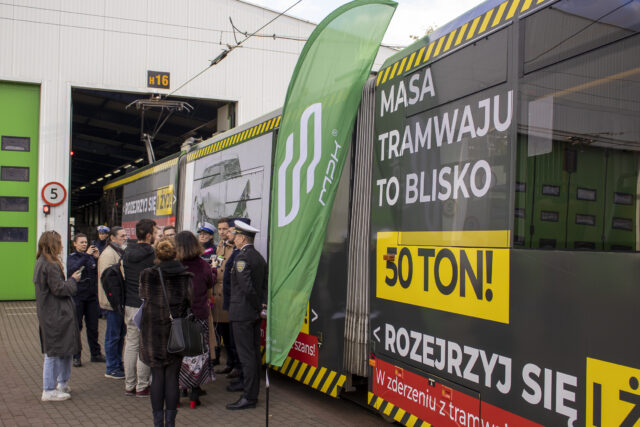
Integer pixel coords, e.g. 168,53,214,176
277,103,322,227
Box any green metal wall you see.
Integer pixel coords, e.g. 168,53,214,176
0,81,40,300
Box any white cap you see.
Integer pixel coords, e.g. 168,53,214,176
234,220,259,237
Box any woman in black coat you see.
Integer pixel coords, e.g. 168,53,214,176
33,231,82,402
139,237,192,427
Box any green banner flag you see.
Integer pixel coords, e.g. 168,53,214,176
266,0,396,366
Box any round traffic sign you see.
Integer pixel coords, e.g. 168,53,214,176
41,182,67,206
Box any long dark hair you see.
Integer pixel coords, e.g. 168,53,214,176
37,231,64,274
175,231,203,261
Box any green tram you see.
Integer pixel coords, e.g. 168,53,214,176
103,0,640,424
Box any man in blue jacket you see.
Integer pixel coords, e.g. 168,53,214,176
67,233,105,367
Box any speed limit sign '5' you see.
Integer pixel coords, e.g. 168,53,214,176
41,182,67,206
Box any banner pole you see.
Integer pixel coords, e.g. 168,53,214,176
265,366,270,426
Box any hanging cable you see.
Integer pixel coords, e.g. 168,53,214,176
166,0,303,97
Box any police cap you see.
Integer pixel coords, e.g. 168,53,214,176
233,220,259,237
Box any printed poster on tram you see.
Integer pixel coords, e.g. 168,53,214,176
369,15,640,427
121,164,177,238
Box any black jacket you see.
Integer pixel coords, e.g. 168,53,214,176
138,261,192,367
96,238,108,254
229,245,268,322
222,248,239,311
67,251,97,299
122,241,155,308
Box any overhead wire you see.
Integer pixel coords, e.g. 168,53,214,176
166,0,304,97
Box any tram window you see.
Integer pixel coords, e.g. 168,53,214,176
0,196,29,212
515,26,639,251
522,0,640,74
1,166,29,182
404,28,508,116
0,227,28,242
1,136,30,152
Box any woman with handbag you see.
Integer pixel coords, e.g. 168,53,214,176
174,231,216,408
139,237,192,427
34,231,82,401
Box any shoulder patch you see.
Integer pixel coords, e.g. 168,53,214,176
236,261,246,272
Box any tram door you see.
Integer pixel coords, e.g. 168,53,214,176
0,82,40,300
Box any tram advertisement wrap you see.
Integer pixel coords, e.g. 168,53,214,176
121,165,177,237
371,45,640,425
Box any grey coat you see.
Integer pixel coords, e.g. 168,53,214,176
33,257,81,357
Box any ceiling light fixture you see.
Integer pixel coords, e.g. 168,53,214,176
135,158,144,163
97,177,104,182
104,173,112,178
80,186,86,190
113,169,121,173
91,181,97,185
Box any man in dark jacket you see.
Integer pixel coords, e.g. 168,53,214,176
67,233,104,367
122,218,156,397
222,219,247,382
226,220,268,410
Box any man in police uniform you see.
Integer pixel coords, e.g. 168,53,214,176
226,220,267,410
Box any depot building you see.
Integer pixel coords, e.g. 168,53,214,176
0,0,395,300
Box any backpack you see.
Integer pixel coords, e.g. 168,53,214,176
101,259,125,315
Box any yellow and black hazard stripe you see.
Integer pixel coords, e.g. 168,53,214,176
368,392,431,426
186,115,281,163
260,347,347,398
103,158,178,190
376,0,551,87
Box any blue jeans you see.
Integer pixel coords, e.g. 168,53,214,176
104,310,125,373
43,355,71,391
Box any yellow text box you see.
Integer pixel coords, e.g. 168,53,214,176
587,357,640,426
376,231,510,324
155,185,173,216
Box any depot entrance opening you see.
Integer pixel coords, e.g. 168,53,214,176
69,88,234,238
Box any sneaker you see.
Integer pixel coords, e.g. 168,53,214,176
90,354,106,363
56,383,71,393
73,358,82,367
125,387,136,396
136,387,150,397
105,369,125,379
41,390,71,402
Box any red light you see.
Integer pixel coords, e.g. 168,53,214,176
43,205,51,215
70,151,74,156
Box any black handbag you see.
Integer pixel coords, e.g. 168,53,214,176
157,267,205,357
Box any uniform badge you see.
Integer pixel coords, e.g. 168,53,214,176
236,261,246,272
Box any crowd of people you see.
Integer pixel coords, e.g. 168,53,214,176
33,216,268,426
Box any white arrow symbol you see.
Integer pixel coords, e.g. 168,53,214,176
373,326,381,342
311,309,318,322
